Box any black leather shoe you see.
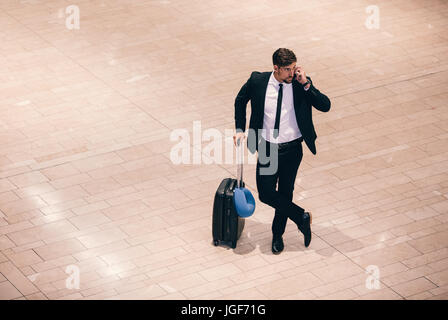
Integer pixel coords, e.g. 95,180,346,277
272,236,284,254
298,212,312,247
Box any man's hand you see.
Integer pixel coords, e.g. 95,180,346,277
294,66,308,85
233,132,246,147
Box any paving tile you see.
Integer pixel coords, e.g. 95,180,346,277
199,263,242,282
77,228,128,249
39,185,89,206
257,272,324,299
408,231,448,253
0,262,39,296
8,171,49,188
107,284,167,300
392,277,437,298
34,239,86,260
6,250,43,268
355,287,403,300
427,270,448,287
311,259,365,283
0,196,47,216
352,242,422,267
0,281,23,300
7,219,78,245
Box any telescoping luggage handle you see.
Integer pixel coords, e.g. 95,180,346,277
234,137,256,218
236,137,244,188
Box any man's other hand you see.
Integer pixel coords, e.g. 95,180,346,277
233,132,246,147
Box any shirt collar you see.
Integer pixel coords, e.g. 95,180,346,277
270,71,291,87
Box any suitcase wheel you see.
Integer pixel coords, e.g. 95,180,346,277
213,240,219,246
231,241,237,249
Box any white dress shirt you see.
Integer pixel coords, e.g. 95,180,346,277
261,71,304,143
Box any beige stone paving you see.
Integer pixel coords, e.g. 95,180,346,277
0,0,447,300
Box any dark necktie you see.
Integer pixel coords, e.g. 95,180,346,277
273,83,283,138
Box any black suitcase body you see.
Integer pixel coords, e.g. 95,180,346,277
212,177,245,249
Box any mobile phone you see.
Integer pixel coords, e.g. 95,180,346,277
293,72,301,81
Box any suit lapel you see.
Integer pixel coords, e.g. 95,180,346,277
257,72,272,127
293,79,304,109
292,79,305,125
259,72,271,111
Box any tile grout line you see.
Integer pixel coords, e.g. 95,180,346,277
329,66,448,99
309,230,407,299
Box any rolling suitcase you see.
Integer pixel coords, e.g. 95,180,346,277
212,139,246,249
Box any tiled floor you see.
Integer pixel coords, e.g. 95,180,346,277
0,0,447,300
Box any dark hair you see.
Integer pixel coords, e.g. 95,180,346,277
272,48,297,67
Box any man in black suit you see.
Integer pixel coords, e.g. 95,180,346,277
233,48,331,254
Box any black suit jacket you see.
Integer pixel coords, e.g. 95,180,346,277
234,71,331,155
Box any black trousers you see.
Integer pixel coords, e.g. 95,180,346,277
256,138,305,238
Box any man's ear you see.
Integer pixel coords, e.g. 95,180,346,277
273,65,278,72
